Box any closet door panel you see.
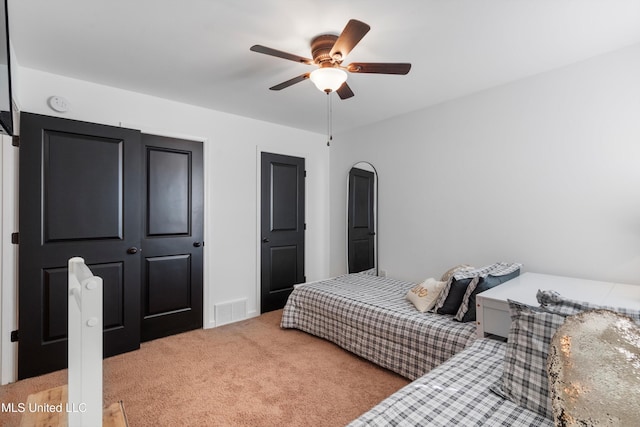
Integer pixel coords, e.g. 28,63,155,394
43,131,123,241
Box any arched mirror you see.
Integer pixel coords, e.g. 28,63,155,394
347,162,378,274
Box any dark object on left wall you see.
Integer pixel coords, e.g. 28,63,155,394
0,0,14,136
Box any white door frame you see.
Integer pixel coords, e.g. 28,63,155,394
1,134,18,384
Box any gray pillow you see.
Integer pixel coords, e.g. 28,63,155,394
536,289,640,323
493,293,640,419
490,300,565,419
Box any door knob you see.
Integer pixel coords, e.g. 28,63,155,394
126,247,139,254
193,241,202,247
262,238,270,243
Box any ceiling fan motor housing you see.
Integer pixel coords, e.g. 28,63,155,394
311,34,340,66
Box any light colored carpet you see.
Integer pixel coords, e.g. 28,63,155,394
0,310,409,426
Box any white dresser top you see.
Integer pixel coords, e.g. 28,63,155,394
477,272,640,310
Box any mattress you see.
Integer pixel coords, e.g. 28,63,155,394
349,338,553,426
281,273,477,380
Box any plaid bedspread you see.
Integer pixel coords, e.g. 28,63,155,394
349,338,553,427
280,273,477,380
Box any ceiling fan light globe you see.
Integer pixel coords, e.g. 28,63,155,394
309,68,347,93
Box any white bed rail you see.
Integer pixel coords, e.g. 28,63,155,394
68,257,103,427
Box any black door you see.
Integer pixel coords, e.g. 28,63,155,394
141,134,204,341
260,152,305,313
348,167,375,273
18,112,142,379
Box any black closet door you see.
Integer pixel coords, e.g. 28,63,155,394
18,112,142,379
260,152,305,313
141,134,204,341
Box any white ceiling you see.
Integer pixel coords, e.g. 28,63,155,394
8,0,640,134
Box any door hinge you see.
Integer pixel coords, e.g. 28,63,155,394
10,330,19,342
11,136,19,147
304,223,307,230
11,232,19,244
304,170,307,178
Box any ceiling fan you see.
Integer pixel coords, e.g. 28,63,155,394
250,19,411,100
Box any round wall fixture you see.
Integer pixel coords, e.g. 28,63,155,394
48,96,69,112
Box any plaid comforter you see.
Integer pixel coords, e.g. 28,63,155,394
280,273,477,380
349,338,553,426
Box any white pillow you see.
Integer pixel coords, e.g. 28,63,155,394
406,278,446,312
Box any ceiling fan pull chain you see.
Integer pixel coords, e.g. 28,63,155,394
327,92,333,147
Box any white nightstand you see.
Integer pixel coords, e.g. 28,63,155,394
476,272,640,338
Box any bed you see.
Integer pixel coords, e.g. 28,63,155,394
348,338,553,427
280,272,477,380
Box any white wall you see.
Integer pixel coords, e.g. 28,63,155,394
0,134,18,385
330,43,640,285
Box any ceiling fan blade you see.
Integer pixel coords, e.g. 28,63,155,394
347,62,411,75
329,19,371,61
336,82,354,100
269,73,311,91
250,45,313,65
